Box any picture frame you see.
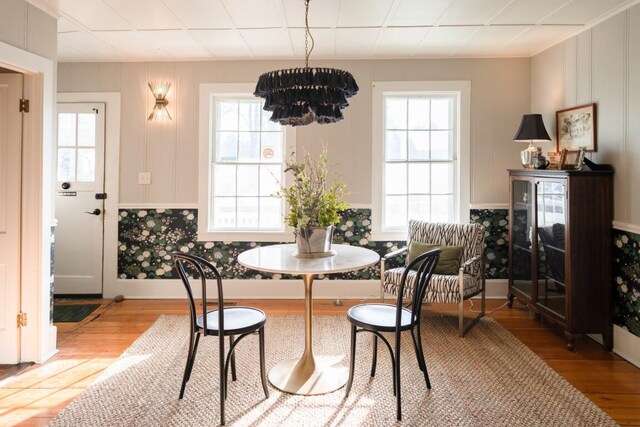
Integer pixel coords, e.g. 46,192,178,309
556,103,597,152
560,146,587,170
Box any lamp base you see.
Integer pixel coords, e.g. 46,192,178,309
520,143,538,169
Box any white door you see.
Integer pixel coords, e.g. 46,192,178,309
0,73,24,364
54,103,105,295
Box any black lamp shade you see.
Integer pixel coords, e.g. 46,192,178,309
513,114,551,141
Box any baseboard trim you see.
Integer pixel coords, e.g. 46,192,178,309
613,325,640,368
612,221,640,235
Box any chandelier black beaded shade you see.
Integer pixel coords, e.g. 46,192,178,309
253,0,359,126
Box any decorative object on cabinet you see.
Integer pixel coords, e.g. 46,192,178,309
556,103,597,152
253,0,358,126
507,168,614,351
559,146,587,170
148,81,171,121
513,114,552,169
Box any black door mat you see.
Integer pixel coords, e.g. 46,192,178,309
53,304,101,323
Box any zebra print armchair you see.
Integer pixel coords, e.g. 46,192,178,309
380,220,486,337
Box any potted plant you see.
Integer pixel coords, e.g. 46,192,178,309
279,146,349,258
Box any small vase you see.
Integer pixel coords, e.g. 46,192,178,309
293,225,336,258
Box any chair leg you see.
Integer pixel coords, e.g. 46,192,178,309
459,271,465,337
410,329,423,372
370,335,378,377
345,325,357,396
414,325,431,389
179,332,200,399
229,335,237,382
259,327,269,399
219,336,226,426
395,331,402,421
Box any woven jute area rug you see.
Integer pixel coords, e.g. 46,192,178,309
49,315,617,426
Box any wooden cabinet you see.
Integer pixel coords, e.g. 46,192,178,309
507,169,613,351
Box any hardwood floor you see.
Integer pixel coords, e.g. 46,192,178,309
1,298,639,426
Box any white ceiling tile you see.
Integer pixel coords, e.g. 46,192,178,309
437,0,512,25
92,31,173,60
416,26,480,55
491,0,572,25
58,0,132,31
190,30,253,57
387,0,454,26
283,0,341,28
102,0,182,30
466,26,529,48
138,30,212,59
375,27,430,57
56,42,91,61
507,25,581,55
335,28,380,57
58,31,128,60
162,0,234,29
221,0,286,28
542,0,629,25
58,16,82,33
337,0,395,27
289,29,336,58
240,29,294,57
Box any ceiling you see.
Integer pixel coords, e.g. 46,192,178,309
34,0,639,62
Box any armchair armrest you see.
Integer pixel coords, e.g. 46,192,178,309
459,256,482,274
383,246,408,261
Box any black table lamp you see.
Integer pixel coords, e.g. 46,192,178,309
513,114,551,168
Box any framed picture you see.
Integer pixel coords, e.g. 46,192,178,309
556,103,597,152
560,146,587,170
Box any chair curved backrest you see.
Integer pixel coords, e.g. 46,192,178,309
396,248,441,329
172,253,224,337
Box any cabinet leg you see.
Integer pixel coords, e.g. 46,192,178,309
564,331,577,352
603,325,613,352
507,293,515,308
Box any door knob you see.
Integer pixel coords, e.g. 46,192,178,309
84,208,101,216
61,182,71,189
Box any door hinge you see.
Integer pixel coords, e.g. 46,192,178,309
19,99,30,113
17,312,27,327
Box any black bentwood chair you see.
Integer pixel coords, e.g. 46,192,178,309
172,253,269,426
345,249,440,421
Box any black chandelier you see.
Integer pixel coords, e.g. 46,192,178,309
253,0,359,126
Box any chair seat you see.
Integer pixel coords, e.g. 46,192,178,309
383,268,482,304
347,303,414,332
197,306,266,335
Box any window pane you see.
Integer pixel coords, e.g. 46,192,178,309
238,132,260,162
431,195,453,222
431,99,451,130
216,132,238,162
237,197,259,228
408,131,429,160
385,195,407,228
217,101,238,131
261,132,283,163
431,163,453,194
385,163,407,195
260,164,280,196
408,163,429,193
385,131,407,161
76,148,95,182
213,197,236,228
214,164,236,196
408,195,429,221
385,98,407,129
261,109,280,131
259,197,282,229
57,148,75,181
237,165,259,196
77,113,96,147
408,99,429,129
239,101,260,131
58,113,76,147
431,130,452,160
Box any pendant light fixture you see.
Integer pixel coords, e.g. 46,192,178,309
253,0,359,126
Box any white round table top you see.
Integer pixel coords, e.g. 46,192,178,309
237,244,380,275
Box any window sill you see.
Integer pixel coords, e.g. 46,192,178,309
197,231,295,243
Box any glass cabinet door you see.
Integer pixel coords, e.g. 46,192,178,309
511,179,534,299
535,180,566,319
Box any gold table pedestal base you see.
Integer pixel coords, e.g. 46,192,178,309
268,357,348,396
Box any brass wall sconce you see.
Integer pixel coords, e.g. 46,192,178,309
148,81,171,121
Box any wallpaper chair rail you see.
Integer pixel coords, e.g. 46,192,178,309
172,253,269,426
380,220,486,337
346,249,441,421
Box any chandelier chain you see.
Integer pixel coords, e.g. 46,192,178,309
304,0,315,68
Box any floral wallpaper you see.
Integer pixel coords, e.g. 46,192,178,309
613,229,640,338
470,209,509,280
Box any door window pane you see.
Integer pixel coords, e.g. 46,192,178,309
57,148,76,181
76,148,95,182
58,113,76,147
77,113,96,146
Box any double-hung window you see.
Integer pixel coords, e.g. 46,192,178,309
198,83,296,241
371,81,470,241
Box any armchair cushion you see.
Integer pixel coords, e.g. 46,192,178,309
383,268,482,304
406,242,462,275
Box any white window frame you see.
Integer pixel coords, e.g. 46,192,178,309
371,81,471,241
197,83,296,242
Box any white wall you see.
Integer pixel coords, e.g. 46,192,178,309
0,0,57,61
532,2,640,228
58,58,531,207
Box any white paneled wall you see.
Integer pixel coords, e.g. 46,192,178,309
0,0,57,61
531,2,640,227
58,58,531,206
